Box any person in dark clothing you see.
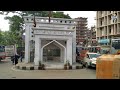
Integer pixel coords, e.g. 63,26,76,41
76,47,79,56
76,47,80,62
11,56,15,65
106,50,110,54
20,51,23,62
14,53,19,65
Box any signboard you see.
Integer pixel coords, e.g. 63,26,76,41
34,30,73,35
98,39,110,44
5,45,15,57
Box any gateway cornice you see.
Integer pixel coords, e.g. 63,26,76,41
31,27,75,31
23,16,76,25
33,29,74,36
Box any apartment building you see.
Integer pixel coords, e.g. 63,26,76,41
96,11,120,48
75,17,89,46
90,26,97,46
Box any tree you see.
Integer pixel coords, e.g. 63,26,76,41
0,30,3,45
0,31,10,45
0,11,71,18
0,11,71,46
52,11,71,19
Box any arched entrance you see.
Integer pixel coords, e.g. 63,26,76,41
41,40,66,64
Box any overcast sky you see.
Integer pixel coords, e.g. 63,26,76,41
0,11,96,31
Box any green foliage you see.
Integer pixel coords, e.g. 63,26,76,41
52,11,71,19
0,11,71,46
0,31,10,45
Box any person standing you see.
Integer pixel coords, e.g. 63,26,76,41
14,53,19,65
11,56,15,65
20,51,23,62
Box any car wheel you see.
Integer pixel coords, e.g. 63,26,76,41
85,62,89,68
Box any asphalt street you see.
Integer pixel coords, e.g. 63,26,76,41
0,57,96,79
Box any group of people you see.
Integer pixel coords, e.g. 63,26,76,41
11,51,23,65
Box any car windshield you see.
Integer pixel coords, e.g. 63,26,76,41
88,54,101,59
0,48,4,52
0,46,5,52
112,40,120,49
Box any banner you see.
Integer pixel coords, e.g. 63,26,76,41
98,39,110,44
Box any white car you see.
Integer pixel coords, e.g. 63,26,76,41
83,53,101,68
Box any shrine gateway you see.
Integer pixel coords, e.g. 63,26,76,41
23,16,76,66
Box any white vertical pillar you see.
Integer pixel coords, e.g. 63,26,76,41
41,47,43,63
72,30,76,63
64,48,66,64
34,36,41,65
25,25,30,63
60,48,62,62
66,38,72,65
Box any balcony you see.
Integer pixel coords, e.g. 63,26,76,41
102,13,104,17
111,20,114,24
109,31,114,35
117,29,120,34
105,11,107,15
111,11,114,13
92,36,96,39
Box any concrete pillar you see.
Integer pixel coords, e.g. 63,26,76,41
25,25,30,63
60,48,62,62
64,48,66,64
34,36,41,65
73,30,76,63
61,48,64,63
66,38,72,65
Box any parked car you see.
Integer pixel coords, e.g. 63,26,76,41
82,52,101,68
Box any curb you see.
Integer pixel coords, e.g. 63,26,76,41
15,64,84,70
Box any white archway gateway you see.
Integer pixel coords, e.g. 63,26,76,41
23,16,76,66
41,40,66,64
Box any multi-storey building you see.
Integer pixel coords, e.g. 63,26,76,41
90,26,97,46
75,17,89,46
96,11,120,50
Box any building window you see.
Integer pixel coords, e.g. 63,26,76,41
101,21,102,26
109,29,111,34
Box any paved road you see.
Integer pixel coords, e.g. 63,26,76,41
0,58,96,79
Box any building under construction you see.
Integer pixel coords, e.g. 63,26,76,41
90,26,97,46
75,17,90,46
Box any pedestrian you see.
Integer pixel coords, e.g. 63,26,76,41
20,51,23,62
11,56,15,65
14,53,19,65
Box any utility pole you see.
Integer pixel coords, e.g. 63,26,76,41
48,11,52,23
90,28,93,47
